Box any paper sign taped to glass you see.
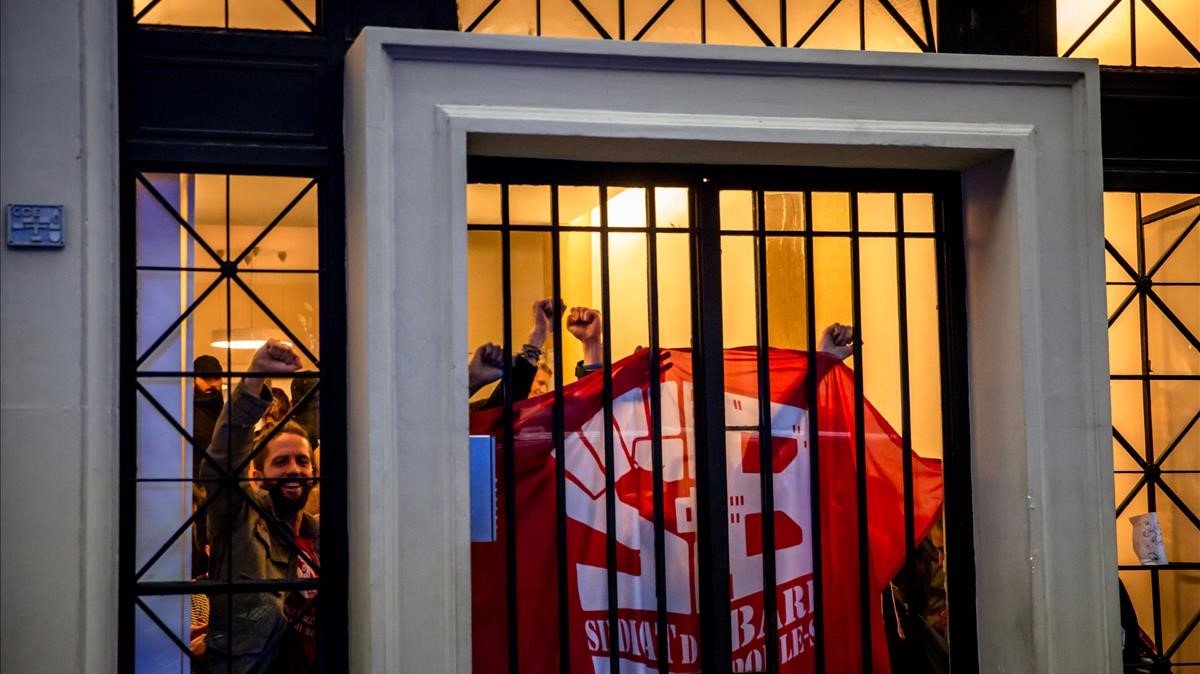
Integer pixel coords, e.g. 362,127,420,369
470,347,944,674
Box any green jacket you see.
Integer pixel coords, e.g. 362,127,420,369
201,383,320,673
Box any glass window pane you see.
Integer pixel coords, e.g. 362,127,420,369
765,237,809,350
560,185,601,227
133,171,324,671
509,185,552,225
655,187,691,229
608,188,648,228
136,0,315,31
460,0,937,52
857,192,896,233
721,190,755,231
764,192,805,232
656,233,693,350
1058,0,1200,66
607,232,650,355
722,235,758,347
905,238,943,459
811,192,850,232
467,184,503,225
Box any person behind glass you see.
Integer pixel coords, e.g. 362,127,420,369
468,298,558,411
192,355,225,579
564,307,856,373
200,340,319,673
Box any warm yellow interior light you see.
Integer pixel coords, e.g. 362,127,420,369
210,328,279,350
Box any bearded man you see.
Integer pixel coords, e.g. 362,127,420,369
201,339,319,673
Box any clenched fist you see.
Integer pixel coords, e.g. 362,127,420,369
566,307,602,343
245,340,301,393
469,342,505,394
818,323,855,361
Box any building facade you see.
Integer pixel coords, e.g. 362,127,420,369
1,0,1196,672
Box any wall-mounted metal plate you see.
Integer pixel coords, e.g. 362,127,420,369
469,434,497,543
7,204,64,248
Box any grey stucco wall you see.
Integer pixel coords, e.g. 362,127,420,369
1,0,118,671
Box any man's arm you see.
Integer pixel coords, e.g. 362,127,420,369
199,341,301,539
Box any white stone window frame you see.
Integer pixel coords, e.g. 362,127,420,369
345,29,1116,673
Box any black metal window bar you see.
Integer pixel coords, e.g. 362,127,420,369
1106,193,1200,671
120,171,346,672
466,159,975,674
460,0,936,52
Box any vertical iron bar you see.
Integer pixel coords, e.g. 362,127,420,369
1137,195,1163,655
894,193,918,661
693,181,733,672
599,186,621,674
779,0,788,47
803,191,826,674
118,169,137,673
1130,0,1137,66
501,184,520,674
1136,193,1156,513
551,185,571,674
701,0,708,43
317,166,349,672
1151,568,1163,657
848,192,874,671
859,0,866,50
537,0,543,35
225,173,234,674
646,188,672,674
935,186,979,672
620,0,627,39
754,190,781,673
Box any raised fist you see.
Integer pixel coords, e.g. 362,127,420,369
528,298,562,348
566,307,603,344
248,339,302,374
469,342,505,394
818,322,855,361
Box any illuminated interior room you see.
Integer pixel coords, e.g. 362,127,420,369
0,0,1195,672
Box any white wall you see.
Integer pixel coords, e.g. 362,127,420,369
0,0,119,671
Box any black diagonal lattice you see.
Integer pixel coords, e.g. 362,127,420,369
1062,0,1200,65
1108,192,1200,670
464,0,936,52
134,174,321,370
135,0,316,31
133,380,323,582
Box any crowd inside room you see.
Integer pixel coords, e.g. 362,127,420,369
465,179,952,673
133,171,324,672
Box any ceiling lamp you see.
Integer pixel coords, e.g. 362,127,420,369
210,327,276,350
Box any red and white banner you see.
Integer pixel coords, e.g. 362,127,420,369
471,347,944,674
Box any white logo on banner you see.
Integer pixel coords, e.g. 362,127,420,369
559,382,813,673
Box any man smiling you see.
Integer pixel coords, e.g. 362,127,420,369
200,339,319,673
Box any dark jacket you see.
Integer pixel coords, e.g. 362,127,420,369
201,383,319,673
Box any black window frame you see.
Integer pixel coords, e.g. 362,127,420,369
466,157,977,674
